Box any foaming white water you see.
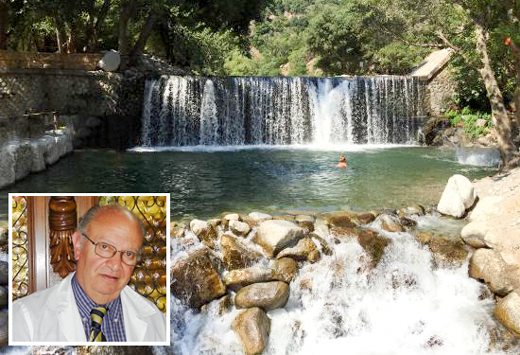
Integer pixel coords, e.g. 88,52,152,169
456,147,500,167
164,223,512,355
129,143,418,153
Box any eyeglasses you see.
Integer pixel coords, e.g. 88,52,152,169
81,233,140,266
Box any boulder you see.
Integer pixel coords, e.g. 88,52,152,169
170,248,226,308
249,212,273,222
310,234,333,256
221,233,263,270
398,205,425,218
415,231,433,245
357,229,391,268
276,237,320,263
224,266,274,288
313,219,330,238
254,220,304,258
324,211,358,228
98,50,121,71
428,236,469,268
494,290,520,335
295,215,315,231
377,214,404,233
230,220,252,236
271,257,298,283
460,221,488,248
235,281,290,311
437,174,477,218
190,219,217,246
469,248,520,296
232,307,271,355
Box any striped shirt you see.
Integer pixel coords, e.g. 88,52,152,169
71,274,127,341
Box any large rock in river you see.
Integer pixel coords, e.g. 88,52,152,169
494,290,520,335
437,174,477,218
224,266,274,288
235,281,290,311
232,307,271,355
271,257,298,283
221,233,263,270
254,220,304,257
469,248,520,296
276,237,320,263
170,248,226,308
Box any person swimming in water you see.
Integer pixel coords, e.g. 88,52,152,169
336,154,348,168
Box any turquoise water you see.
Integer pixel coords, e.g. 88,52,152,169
0,145,496,220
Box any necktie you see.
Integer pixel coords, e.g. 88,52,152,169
89,306,108,342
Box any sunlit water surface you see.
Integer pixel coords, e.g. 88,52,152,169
0,145,497,220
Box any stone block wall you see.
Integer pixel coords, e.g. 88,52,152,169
425,64,457,117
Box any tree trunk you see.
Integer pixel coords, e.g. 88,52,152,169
507,40,520,141
54,18,67,53
86,0,111,52
128,11,156,61
0,0,7,49
119,0,137,55
475,25,518,170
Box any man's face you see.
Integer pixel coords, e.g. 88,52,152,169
73,209,143,304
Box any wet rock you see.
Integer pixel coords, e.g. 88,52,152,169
276,237,320,263
295,215,315,231
201,295,233,316
230,220,252,236
310,234,334,256
324,211,358,228
189,219,217,247
170,248,226,308
356,212,377,225
170,221,186,239
377,214,404,233
415,231,433,245
232,307,271,355
224,213,240,221
313,219,330,237
235,281,290,311
397,205,425,218
428,236,469,268
357,229,391,268
249,212,273,223
271,257,299,283
437,174,477,218
494,290,520,335
460,221,488,248
399,217,417,228
224,266,274,288
273,215,295,221
254,220,304,258
469,248,520,296
221,233,263,270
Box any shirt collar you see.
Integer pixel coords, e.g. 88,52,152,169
71,273,122,321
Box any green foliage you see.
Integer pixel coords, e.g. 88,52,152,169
445,107,493,138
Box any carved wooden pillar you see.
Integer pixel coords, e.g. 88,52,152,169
49,196,77,278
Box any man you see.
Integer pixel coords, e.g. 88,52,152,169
12,204,166,343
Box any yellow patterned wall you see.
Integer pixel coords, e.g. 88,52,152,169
98,196,167,313
12,196,29,300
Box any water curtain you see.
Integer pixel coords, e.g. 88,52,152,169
141,76,426,146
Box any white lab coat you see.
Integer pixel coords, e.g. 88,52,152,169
11,272,166,343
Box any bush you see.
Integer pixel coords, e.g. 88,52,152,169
445,107,493,138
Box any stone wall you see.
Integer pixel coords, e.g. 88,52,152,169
425,64,457,117
0,68,147,189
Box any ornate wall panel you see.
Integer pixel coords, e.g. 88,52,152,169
12,196,29,300
98,196,167,313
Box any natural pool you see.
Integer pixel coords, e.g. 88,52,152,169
0,145,497,220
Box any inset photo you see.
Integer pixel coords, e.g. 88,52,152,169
9,194,170,346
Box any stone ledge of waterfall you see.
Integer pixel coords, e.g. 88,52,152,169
232,307,271,355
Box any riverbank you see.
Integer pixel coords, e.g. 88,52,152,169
462,167,520,336
169,169,520,354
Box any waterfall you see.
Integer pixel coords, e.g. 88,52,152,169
140,76,426,146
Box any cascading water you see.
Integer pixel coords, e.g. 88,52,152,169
140,76,426,146
160,215,516,355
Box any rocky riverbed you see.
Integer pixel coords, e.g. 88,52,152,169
169,169,520,355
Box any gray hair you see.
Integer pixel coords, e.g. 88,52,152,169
77,204,145,247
